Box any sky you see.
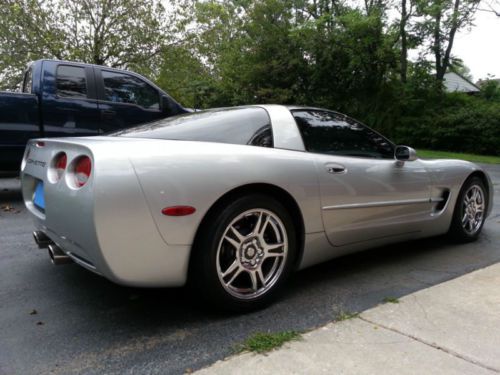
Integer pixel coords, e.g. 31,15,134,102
452,10,500,81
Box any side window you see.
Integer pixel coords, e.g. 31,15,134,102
293,110,394,159
248,125,273,148
23,68,33,93
56,65,88,98
102,70,160,110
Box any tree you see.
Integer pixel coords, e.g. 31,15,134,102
478,0,500,16
416,0,480,82
0,0,185,90
156,44,217,108
396,0,419,83
449,58,473,80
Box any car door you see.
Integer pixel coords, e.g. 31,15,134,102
95,68,165,133
41,63,101,137
292,109,432,247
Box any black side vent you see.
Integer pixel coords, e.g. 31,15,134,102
435,190,450,212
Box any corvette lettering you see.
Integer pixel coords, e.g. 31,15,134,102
27,158,46,168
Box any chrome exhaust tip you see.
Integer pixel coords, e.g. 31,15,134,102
33,231,52,249
47,244,73,265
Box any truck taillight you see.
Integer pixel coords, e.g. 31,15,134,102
74,156,91,187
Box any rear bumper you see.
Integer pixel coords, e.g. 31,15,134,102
31,218,191,287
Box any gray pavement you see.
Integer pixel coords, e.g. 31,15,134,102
0,164,499,374
196,262,500,375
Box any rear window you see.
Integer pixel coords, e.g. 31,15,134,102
113,107,273,147
56,65,87,98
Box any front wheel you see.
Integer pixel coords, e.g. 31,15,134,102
448,176,487,242
190,194,297,312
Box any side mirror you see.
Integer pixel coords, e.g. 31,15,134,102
395,145,417,161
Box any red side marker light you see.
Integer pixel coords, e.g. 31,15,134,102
36,141,45,147
162,206,196,216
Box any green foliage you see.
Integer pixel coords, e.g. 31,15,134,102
0,0,185,90
480,79,500,102
236,331,301,353
393,92,500,156
337,311,360,321
382,297,400,304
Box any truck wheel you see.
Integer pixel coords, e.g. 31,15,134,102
191,194,297,312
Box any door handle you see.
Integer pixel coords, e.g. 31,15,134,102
325,163,346,174
101,110,116,120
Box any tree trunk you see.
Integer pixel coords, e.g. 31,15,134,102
437,0,461,81
400,0,408,83
433,8,443,81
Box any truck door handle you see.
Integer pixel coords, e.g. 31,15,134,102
101,110,116,120
325,163,346,174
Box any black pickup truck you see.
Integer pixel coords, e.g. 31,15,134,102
0,59,187,172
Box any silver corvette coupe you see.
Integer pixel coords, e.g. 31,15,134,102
21,105,493,311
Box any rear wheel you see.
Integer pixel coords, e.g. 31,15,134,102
449,176,487,242
191,194,297,312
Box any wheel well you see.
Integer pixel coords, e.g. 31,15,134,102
468,170,490,197
189,183,306,276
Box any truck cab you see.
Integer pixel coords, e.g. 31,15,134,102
0,59,187,172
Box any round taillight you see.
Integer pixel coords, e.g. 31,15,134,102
74,156,91,187
48,152,67,182
55,153,67,176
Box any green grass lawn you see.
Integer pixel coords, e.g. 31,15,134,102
418,150,500,164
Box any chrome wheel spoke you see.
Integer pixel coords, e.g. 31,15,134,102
256,214,271,238
264,242,285,258
470,189,477,202
253,211,264,235
468,218,474,230
222,260,239,278
226,266,243,286
256,268,266,288
229,225,245,242
249,271,258,291
462,213,468,225
224,235,241,250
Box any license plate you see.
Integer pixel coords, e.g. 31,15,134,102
33,181,45,210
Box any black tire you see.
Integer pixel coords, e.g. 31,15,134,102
448,176,488,243
190,194,297,312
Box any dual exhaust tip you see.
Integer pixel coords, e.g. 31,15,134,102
32,231,73,265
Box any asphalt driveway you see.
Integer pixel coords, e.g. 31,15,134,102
1,164,499,375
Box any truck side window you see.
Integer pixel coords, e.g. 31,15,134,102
56,66,88,98
102,70,160,110
23,68,33,93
